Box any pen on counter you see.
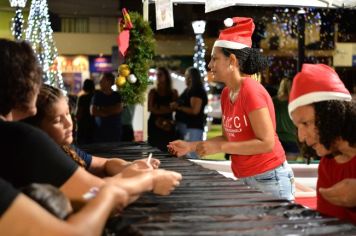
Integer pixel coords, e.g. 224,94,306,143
82,187,99,200
147,153,152,164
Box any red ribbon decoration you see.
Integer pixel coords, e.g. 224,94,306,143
117,8,133,57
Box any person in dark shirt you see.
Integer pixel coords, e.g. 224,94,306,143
170,67,208,159
90,72,123,143
76,79,96,144
148,67,178,151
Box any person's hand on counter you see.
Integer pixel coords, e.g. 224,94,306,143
167,140,192,157
151,169,182,195
319,179,356,207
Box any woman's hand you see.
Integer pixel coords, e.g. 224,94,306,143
167,140,191,157
319,179,356,207
151,169,182,195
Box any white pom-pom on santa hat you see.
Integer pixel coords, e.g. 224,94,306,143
224,18,234,27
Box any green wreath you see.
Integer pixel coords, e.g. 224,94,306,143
117,12,155,105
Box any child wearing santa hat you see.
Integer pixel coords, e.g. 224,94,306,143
288,63,356,223
169,17,295,201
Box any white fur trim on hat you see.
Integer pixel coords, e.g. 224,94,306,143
213,40,249,50
288,91,352,116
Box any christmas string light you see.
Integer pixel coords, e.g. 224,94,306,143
11,8,24,39
25,0,64,90
192,21,207,80
9,0,27,40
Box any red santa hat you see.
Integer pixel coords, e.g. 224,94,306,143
288,64,352,116
213,17,255,50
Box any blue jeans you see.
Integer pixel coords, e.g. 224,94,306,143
176,122,204,159
241,161,295,201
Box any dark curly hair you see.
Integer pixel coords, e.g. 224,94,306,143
314,100,356,151
21,183,72,220
0,39,42,116
221,47,268,75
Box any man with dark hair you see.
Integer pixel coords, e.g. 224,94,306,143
90,72,123,143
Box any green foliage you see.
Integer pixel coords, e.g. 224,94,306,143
118,12,155,105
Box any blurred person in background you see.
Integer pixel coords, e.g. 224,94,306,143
76,79,96,145
273,78,299,161
148,67,178,151
170,67,208,159
91,72,123,143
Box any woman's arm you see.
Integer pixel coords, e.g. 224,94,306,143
107,166,182,197
0,185,129,236
88,156,129,176
59,167,105,201
177,97,202,115
90,103,123,117
89,156,161,177
319,179,356,207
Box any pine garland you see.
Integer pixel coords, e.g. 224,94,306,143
119,12,155,105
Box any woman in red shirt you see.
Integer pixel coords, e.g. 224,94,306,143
288,63,356,223
168,17,294,201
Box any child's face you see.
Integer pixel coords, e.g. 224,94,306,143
40,97,73,146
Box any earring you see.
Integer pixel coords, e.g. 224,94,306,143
229,64,233,71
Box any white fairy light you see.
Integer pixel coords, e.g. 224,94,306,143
25,0,64,89
9,0,27,39
9,0,27,7
192,20,207,79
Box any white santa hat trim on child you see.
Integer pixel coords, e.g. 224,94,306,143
213,17,255,50
288,64,352,117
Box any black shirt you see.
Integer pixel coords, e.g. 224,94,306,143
0,120,78,188
175,87,208,129
0,178,19,217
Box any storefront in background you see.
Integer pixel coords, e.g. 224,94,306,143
57,55,90,95
58,55,113,95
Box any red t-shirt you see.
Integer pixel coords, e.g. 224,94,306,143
221,77,285,178
317,156,356,224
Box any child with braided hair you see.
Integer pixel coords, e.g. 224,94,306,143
24,84,161,176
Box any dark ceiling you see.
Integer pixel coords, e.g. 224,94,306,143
45,0,222,35
48,0,120,17
43,0,356,39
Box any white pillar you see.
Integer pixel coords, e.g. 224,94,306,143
142,0,149,141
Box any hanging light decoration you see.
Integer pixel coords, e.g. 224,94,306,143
192,20,207,80
9,0,27,40
25,0,64,90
